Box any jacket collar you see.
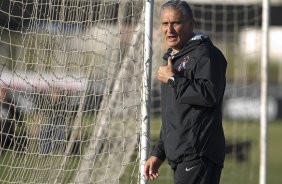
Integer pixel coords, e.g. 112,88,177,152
162,32,210,61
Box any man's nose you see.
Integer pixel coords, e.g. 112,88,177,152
167,24,174,33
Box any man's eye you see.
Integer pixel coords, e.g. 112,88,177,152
174,22,181,25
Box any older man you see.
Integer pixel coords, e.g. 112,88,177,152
144,1,227,184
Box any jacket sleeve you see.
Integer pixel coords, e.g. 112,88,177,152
151,127,166,161
173,47,227,107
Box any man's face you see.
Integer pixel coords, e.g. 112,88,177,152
161,8,194,52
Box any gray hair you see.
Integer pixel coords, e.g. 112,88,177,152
160,0,194,20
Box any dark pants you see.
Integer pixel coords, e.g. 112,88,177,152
173,157,222,184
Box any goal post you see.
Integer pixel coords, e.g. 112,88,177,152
0,0,151,183
140,1,154,184
260,0,270,184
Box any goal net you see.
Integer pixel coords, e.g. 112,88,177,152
0,0,145,183
150,0,268,184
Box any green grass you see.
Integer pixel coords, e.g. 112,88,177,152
0,118,281,183
0,150,80,183
267,122,282,184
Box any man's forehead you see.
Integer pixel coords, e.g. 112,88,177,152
161,9,184,21
161,7,182,15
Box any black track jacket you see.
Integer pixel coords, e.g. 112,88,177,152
152,33,227,169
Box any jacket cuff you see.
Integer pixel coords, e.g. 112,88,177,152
172,75,180,88
151,146,166,161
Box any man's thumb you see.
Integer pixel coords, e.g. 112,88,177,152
167,57,173,68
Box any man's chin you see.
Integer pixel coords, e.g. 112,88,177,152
166,43,178,49
166,45,180,51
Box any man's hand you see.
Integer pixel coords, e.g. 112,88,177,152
143,156,163,180
158,57,174,83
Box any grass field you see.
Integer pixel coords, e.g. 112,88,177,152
0,118,281,183
148,117,282,184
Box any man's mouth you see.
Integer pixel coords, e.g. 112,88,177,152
167,36,177,41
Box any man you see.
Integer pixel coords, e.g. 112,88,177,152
144,1,227,184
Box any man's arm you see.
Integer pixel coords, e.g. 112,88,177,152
151,127,166,161
144,126,166,180
173,52,227,107
158,50,226,107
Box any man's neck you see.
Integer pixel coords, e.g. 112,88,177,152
171,49,179,55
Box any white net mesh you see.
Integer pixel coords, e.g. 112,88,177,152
0,0,144,183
